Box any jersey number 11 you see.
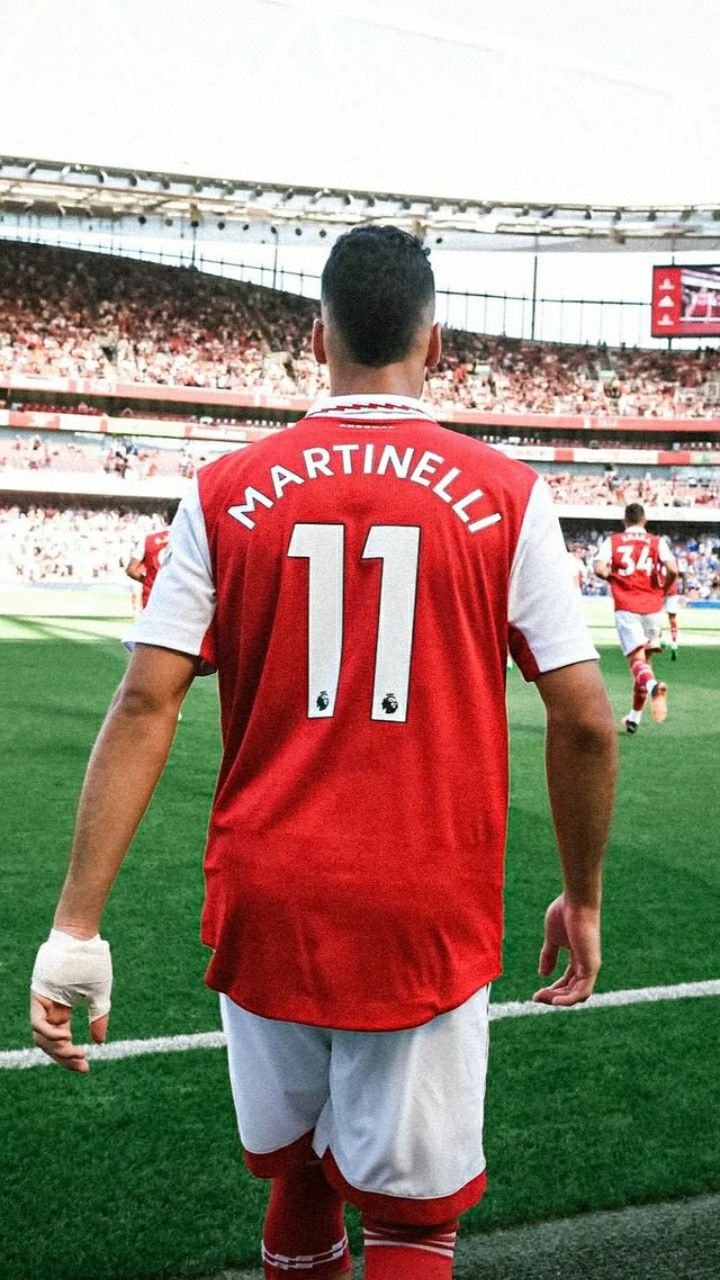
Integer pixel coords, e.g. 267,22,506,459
288,523,420,722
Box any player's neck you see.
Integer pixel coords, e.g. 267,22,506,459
327,365,425,401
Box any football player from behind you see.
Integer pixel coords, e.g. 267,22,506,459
594,503,678,733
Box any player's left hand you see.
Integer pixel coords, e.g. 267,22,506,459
30,929,112,1072
532,894,600,1006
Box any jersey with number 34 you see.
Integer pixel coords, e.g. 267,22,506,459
599,528,671,613
126,396,596,1031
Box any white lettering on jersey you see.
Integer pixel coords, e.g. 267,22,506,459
410,451,443,486
452,488,485,523
432,467,461,503
228,487,274,529
226,445,502,536
332,443,359,474
271,465,304,499
377,445,415,479
303,448,333,479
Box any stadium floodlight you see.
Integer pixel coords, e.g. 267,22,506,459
60,164,72,178
98,170,108,184
25,162,36,176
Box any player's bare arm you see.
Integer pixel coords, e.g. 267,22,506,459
533,659,618,1006
125,557,146,582
30,643,196,1072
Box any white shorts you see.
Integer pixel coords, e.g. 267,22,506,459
220,985,490,1224
614,609,664,657
665,596,679,616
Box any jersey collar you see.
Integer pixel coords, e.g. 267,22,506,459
305,393,437,423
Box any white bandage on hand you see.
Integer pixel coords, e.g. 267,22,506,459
31,929,113,1021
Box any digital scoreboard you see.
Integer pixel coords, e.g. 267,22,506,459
652,265,720,338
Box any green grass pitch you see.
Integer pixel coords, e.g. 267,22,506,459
0,615,718,1279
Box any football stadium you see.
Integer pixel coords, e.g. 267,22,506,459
1,4,719,1278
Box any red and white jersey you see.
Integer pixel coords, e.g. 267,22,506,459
597,526,672,614
134,528,170,608
126,395,597,1031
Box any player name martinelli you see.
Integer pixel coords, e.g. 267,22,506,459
227,443,503,533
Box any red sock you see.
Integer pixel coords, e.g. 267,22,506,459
632,683,647,713
631,658,654,695
363,1216,458,1279
670,616,678,642
262,1161,350,1279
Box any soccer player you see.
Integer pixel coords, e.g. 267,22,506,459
665,577,680,659
125,522,171,610
594,503,678,733
30,228,617,1280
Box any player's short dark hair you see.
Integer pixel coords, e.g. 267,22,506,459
624,502,645,525
321,225,435,367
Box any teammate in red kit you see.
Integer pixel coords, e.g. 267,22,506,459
594,503,678,733
125,524,171,609
30,228,617,1280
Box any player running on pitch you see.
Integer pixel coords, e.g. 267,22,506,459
594,502,678,733
125,522,172,610
30,227,617,1280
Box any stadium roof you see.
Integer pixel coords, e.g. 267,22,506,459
1,0,719,250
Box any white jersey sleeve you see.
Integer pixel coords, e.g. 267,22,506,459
596,536,612,564
509,478,598,680
124,477,216,672
657,536,673,564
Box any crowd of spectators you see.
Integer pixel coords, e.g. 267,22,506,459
0,505,169,583
2,503,718,597
0,432,207,480
2,242,720,417
543,469,720,508
3,430,719,509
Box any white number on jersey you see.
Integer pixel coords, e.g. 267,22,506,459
616,542,654,577
288,523,420,721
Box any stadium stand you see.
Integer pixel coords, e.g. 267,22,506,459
2,434,718,509
1,243,718,598
3,242,720,415
2,503,717,597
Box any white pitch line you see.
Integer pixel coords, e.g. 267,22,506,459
5,979,719,1072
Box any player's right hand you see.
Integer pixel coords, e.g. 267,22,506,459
30,929,112,1072
533,894,601,1006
